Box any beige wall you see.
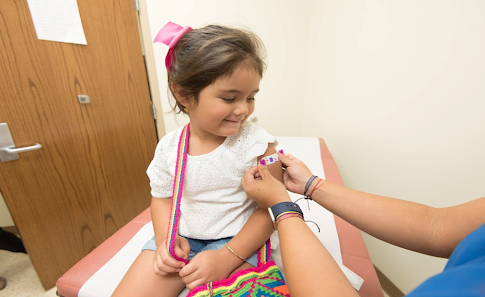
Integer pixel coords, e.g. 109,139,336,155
145,0,307,137
145,0,485,293
301,1,485,293
0,192,14,226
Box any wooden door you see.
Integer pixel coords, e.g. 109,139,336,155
0,0,158,289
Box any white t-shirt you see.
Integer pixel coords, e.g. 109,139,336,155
147,121,277,240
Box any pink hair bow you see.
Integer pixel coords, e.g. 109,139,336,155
154,21,193,72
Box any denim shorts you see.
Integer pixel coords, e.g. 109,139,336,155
142,236,258,267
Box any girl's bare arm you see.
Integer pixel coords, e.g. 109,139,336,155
224,143,283,269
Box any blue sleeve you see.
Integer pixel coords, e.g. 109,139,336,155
407,223,485,296
406,258,485,296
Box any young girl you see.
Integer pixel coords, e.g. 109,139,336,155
113,22,283,296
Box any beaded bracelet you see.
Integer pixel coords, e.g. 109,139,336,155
224,243,246,262
275,213,304,229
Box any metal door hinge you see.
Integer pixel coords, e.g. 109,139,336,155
133,0,140,11
151,103,157,120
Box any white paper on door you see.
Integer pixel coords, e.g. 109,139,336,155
27,0,87,45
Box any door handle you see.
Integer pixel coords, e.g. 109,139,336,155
2,143,43,154
0,123,43,162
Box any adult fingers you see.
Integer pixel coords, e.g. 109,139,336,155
245,165,259,179
279,152,312,177
242,166,257,188
257,161,272,179
278,151,299,167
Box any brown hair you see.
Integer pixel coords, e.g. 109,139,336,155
168,25,266,113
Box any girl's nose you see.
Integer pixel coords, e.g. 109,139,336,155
234,101,249,116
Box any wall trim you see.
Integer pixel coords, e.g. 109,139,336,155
375,265,405,297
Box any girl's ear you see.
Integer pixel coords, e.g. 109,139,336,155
170,82,192,108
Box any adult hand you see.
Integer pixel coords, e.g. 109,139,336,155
153,236,190,275
242,162,291,208
179,249,232,290
279,152,314,195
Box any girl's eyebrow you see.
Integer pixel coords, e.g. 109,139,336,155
219,89,260,94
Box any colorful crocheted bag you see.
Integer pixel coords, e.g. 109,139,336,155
167,124,290,297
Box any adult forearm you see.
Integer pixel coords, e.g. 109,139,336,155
278,217,358,296
311,180,452,256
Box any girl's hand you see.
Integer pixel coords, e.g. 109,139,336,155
153,236,190,275
278,152,314,195
179,249,233,290
242,162,291,208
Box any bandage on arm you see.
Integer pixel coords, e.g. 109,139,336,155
260,152,279,165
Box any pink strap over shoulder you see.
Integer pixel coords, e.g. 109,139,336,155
153,21,192,72
166,124,271,266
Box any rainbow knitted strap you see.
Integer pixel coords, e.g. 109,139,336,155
258,239,271,264
166,124,190,264
166,123,270,265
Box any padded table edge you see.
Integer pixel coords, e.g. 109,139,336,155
56,209,151,296
319,138,383,296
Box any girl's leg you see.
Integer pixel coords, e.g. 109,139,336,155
112,250,185,297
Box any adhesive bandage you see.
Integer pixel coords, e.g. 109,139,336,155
260,153,279,165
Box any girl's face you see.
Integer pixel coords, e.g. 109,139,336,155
186,65,261,142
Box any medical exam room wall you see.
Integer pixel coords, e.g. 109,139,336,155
146,0,307,136
300,1,485,294
144,0,485,294
0,192,14,226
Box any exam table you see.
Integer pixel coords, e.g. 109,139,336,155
56,137,383,297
